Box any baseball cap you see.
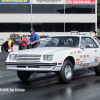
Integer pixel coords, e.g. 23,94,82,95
12,39,16,42
30,29,34,33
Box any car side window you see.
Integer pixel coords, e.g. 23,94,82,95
81,37,98,48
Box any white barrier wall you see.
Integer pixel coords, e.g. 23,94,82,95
0,46,1,52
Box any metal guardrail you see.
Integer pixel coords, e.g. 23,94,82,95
0,52,8,67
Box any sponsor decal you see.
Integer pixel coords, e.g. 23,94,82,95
79,61,83,67
66,0,95,4
78,51,82,53
95,58,98,62
84,55,86,58
95,50,97,52
87,55,90,57
0,0,30,3
34,0,63,3
95,57,100,62
53,66,55,69
80,55,83,58
84,63,89,66
79,64,82,67
79,63,89,67
80,61,83,64
87,63,89,66
98,59,100,62
74,51,77,54
73,51,82,55
83,59,86,62
84,64,86,66
76,61,79,64
76,58,80,61
80,55,90,58
70,52,73,54
79,64,83,67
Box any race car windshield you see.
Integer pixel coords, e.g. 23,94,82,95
38,36,79,47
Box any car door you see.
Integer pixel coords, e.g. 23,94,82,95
80,37,99,68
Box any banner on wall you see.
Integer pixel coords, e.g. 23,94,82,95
0,0,30,3
34,0,63,4
66,0,95,4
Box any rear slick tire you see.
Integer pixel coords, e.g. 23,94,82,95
59,60,73,84
17,71,31,81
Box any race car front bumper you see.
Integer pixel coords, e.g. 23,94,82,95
5,62,61,72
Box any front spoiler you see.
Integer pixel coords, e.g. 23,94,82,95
5,62,57,66
6,62,62,71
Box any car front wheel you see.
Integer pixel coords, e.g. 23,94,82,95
17,71,31,81
94,63,100,76
59,60,73,83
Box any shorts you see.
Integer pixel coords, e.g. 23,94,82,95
1,46,8,52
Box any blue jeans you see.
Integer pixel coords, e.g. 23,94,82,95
22,46,27,50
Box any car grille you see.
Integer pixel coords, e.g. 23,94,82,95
16,54,42,62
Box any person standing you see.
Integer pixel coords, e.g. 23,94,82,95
1,39,15,52
22,35,27,50
30,29,39,48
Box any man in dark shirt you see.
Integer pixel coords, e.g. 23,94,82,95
1,39,15,52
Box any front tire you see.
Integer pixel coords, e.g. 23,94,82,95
59,60,73,84
17,71,31,81
95,63,100,76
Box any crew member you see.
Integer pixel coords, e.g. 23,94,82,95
30,29,39,48
1,39,15,52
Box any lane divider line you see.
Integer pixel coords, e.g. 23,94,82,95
0,68,9,71
0,68,3,71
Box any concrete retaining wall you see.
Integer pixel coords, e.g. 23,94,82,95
0,52,9,67
0,46,1,52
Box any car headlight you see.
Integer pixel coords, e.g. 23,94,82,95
9,54,17,60
43,55,53,61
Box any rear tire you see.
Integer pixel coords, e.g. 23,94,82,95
17,71,31,81
95,63,100,76
59,60,73,84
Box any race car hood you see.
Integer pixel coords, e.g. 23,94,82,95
9,47,76,55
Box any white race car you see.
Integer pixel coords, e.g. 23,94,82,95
5,35,100,83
